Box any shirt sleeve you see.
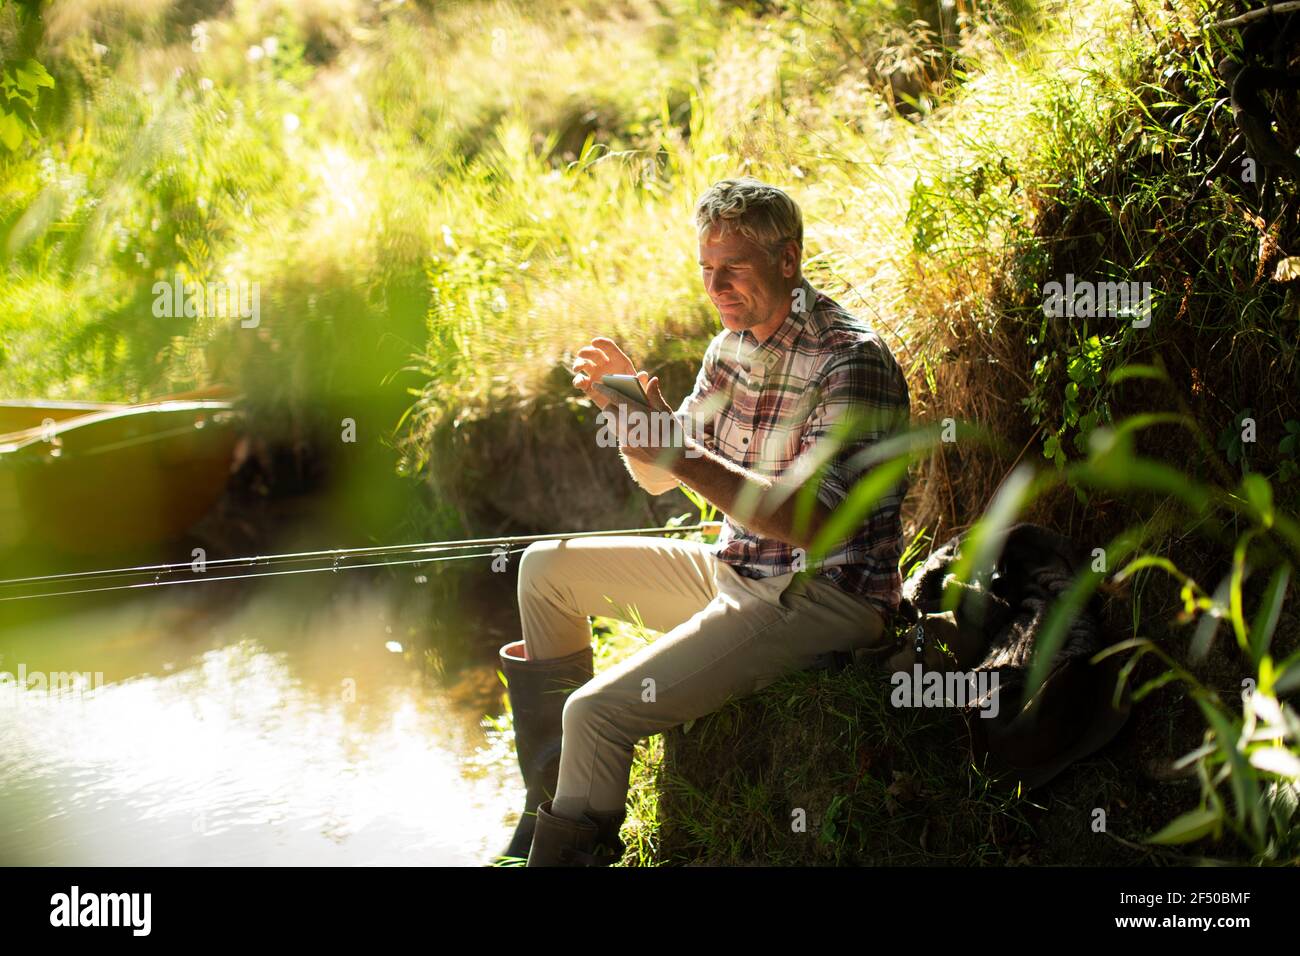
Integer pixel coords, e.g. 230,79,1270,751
782,338,911,510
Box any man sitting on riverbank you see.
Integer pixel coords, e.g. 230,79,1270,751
496,177,912,866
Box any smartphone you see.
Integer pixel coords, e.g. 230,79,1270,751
595,373,653,409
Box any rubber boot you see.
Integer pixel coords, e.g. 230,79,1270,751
587,806,628,864
526,799,626,867
490,640,593,864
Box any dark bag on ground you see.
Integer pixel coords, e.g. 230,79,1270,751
852,523,1132,791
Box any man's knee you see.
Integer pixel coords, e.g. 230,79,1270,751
518,540,567,601
562,679,638,744
561,682,605,736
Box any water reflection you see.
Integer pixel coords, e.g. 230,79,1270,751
0,577,519,865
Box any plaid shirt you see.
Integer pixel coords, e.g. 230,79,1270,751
675,276,911,619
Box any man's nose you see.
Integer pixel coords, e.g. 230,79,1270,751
707,269,732,296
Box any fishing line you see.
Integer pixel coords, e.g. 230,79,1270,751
0,523,718,587
0,540,509,590
0,548,524,602
0,523,721,602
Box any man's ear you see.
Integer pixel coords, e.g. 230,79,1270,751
782,240,800,279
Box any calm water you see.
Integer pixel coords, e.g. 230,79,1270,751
0,574,522,865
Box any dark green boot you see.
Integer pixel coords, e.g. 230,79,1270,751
526,800,626,867
491,641,593,865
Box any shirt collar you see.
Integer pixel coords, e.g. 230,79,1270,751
735,276,815,371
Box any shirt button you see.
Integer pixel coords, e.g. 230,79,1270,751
742,436,750,445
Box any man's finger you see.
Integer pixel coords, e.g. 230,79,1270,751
646,375,672,412
575,345,611,365
574,373,610,408
589,337,634,370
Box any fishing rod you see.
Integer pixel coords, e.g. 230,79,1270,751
1,537,514,589
0,522,723,603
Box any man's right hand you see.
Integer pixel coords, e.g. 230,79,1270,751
571,337,652,411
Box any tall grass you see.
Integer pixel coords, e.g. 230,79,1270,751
1,0,1057,432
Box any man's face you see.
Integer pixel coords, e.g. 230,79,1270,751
698,224,798,337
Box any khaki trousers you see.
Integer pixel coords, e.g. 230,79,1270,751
516,536,889,820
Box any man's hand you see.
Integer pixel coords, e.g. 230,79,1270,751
617,374,689,465
574,337,686,489
572,337,654,411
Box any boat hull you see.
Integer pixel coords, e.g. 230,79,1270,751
0,401,240,555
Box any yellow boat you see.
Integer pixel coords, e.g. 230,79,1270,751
0,389,241,555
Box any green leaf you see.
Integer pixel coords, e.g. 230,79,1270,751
17,60,55,91
1073,449,1211,512
1240,474,1274,527
1195,695,1263,841
1147,806,1221,845
1248,564,1291,665
807,456,911,568
1027,530,1149,698
1114,554,1190,585
1249,748,1300,779
1112,412,1194,439
1229,531,1256,653
1108,363,1169,384
1276,660,1300,697
0,109,24,151
1133,669,1180,701
1266,780,1299,832
1191,573,1232,664
942,465,1043,614
819,794,847,844
4,84,35,109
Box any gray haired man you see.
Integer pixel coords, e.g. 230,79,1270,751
495,178,911,866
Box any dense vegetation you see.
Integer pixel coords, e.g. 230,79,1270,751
3,0,1297,864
